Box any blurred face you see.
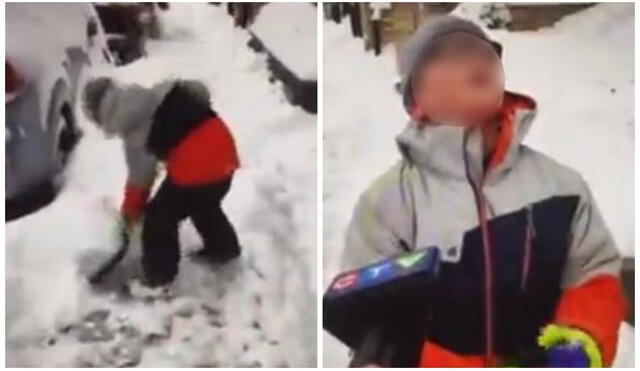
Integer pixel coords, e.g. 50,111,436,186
412,32,505,127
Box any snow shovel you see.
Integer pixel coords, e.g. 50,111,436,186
83,220,131,284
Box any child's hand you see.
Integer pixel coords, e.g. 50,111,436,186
546,342,589,367
120,184,150,226
538,324,602,367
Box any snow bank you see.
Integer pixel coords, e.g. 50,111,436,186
6,3,109,129
323,3,633,367
6,3,107,70
251,2,317,80
7,3,316,367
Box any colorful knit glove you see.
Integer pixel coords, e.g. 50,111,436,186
538,324,603,367
546,341,590,367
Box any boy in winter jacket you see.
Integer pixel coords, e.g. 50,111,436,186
83,77,240,287
342,16,625,367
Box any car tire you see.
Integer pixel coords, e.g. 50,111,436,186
50,102,80,190
55,103,81,172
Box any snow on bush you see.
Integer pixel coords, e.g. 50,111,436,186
453,2,512,29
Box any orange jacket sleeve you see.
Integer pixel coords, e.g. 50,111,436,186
553,274,626,366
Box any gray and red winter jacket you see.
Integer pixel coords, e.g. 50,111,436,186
83,79,239,223
343,91,625,366
342,16,626,367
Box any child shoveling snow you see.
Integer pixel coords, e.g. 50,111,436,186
341,15,626,367
82,77,240,289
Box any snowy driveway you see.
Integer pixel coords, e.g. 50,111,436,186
6,4,316,367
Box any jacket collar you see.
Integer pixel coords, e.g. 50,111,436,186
396,91,537,185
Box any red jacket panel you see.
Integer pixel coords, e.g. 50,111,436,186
166,116,240,186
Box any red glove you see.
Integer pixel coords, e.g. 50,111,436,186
120,184,150,228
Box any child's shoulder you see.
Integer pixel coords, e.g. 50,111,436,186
363,161,407,194
519,145,590,196
356,161,415,212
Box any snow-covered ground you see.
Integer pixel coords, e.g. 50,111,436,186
6,4,316,367
323,3,633,367
251,2,317,80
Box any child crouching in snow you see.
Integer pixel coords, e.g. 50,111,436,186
82,78,241,288
342,16,625,367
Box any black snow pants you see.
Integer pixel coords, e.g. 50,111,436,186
142,176,240,287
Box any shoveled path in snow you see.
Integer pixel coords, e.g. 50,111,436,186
6,4,316,367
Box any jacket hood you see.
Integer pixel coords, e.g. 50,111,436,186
97,80,174,137
84,78,211,138
396,91,537,184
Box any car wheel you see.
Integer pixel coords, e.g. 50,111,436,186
55,103,81,171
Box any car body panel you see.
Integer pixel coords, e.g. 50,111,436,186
6,3,111,218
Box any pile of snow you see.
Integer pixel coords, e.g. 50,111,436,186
6,3,108,70
251,2,317,80
323,3,633,367
6,3,316,367
5,3,110,133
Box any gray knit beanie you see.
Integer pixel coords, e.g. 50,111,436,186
82,77,113,124
399,15,501,113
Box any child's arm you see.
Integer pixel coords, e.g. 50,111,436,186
541,179,626,366
342,163,414,269
120,139,158,227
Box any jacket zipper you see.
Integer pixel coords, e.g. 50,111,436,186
521,206,535,291
473,181,495,366
462,139,495,366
